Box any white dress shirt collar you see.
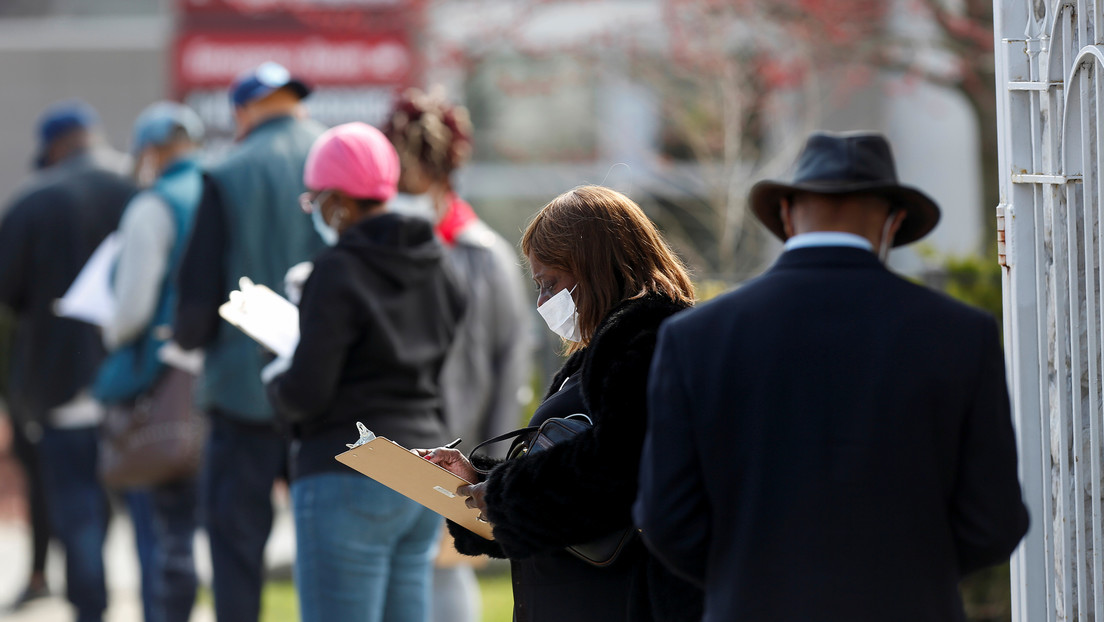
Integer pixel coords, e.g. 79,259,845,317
783,231,874,253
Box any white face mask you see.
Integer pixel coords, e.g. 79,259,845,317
537,285,582,343
135,150,159,188
312,206,339,246
877,210,898,263
388,192,438,223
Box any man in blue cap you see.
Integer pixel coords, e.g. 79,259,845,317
0,99,136,622
94,101,207,622
174,61,325,622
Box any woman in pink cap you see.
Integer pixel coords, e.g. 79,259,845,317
263,122,466,622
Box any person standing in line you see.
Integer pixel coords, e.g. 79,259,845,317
0,307,52,613
173,62,326,622
420,185,704,622
634,131,1030,622
0,100,136,622
264,121,465,622
93,101,207,622
383,88,532,622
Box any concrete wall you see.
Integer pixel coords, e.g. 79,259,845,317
0,16,169,205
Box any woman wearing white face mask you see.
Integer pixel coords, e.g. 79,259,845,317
417,185,704,622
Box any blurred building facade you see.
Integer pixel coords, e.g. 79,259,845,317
0,0,985,280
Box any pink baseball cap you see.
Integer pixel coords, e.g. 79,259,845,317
303,122,400,201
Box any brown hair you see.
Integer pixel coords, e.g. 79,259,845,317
382,87,473,183
521,185,695,352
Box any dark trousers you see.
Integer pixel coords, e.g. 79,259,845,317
152,477,200,622
9,417,50,579
124,490,158,622
124,478,201,622
37,426,110,622
203,412,287,622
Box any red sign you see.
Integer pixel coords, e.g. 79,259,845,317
174,31,414,90
179,0,410,13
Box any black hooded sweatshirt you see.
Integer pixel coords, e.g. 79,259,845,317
267,211,466,480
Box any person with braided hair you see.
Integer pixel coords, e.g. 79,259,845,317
384,88,532,622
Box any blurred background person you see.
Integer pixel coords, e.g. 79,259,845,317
173,61,325,622
0,100,136,622
0,313,52,614
422,185,704,622
264,122,465,622
383,87,532,622
93,101,207,622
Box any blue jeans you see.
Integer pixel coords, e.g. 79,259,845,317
152,478,200,622
292,472,443,622
124,481,200,622
202,414,287,622
37,426,109,622
124,490,159,622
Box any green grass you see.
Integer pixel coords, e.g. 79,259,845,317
477,568,515,622
200,570,515,622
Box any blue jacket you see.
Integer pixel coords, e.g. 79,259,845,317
93,158,201,403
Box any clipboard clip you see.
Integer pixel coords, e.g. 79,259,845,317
346,422,377,449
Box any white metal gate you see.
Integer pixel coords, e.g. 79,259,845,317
995,0,1104,619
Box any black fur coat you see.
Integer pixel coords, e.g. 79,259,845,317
449,293,703,622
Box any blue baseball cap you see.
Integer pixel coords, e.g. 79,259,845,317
37,99,99,146
131,101,205,155
229,62,311,108
35,99,100,169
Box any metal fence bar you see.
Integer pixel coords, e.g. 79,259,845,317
1082,61,1104,622
1032,30,1061,620
999,6,1049,616
1047,12,1074,613
1065,37,1089,621
1093,64,1104,620
992,1,1104,618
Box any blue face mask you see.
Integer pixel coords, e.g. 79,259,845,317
312,204,339,246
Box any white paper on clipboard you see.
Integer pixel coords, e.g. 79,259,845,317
335,436,495,540
217,277,300,358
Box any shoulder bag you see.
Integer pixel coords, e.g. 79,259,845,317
98,365,207,489
470,414,636,567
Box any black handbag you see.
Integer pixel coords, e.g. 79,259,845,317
470,413,636,567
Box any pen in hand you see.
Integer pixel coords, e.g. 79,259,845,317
424,438,463,460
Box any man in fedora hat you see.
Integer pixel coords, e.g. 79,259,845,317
634,131,1029,621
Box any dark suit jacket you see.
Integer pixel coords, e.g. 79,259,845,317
633,246,1029,622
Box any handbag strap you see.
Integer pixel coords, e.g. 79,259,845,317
469,426,537,476
468,413,594,476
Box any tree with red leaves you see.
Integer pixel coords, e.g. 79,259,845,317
428,0,999,279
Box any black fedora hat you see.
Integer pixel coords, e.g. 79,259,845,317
748,131,941,247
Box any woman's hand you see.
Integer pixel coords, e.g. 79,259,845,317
411,447,479,483
458,482,489,520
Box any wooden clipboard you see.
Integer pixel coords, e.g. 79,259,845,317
335,437,495,540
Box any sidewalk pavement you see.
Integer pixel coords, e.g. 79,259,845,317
0,501,296,622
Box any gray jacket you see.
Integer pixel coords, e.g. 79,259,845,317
439,219,532,454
